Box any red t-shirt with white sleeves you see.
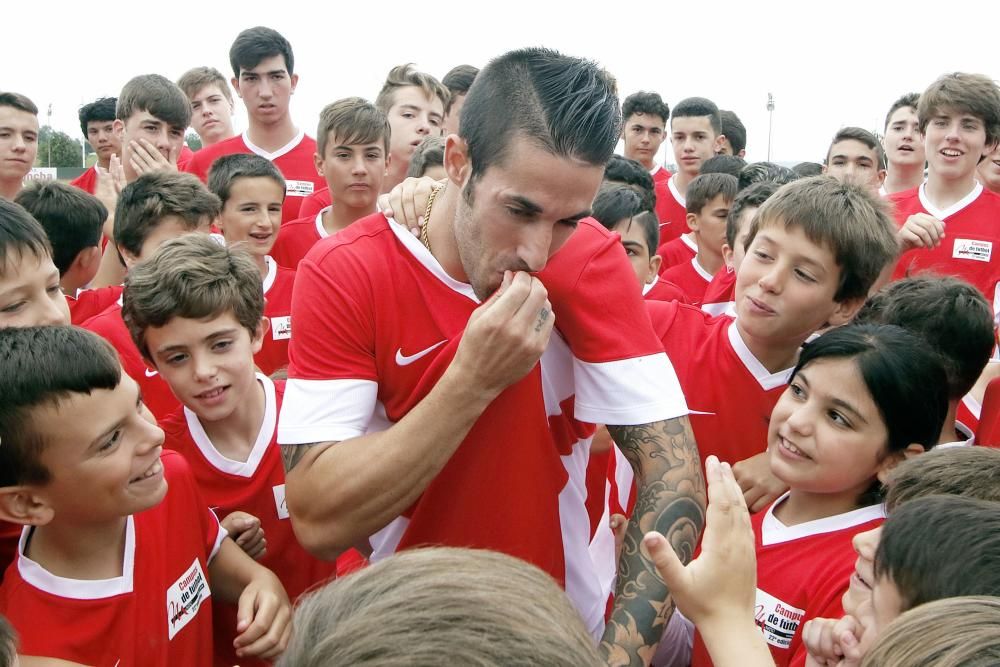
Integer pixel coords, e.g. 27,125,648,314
661,256,715,306
160,375,336,667
277,214,687,636
643,276,688,303
67,284,123,325
297,187,333,220
82,298,181,419
656,175,690,253
69,165,99,194
659,232,698,270
702,266,737,315
184,132,325,223
892,183,1000,310
0,451,225,667
270,208,329,269
691,496,885,667
256,256,294,375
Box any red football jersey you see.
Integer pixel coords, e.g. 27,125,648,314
656,175,690,253
702,266,737,315
278,214,687,635
297,187,333,220
160,375,336,667
661,257,714,306
184,132,325,223
0,451,224,667
69,165,99,194
67,285,123,325
691,496,885,667
659,233,698,270
270,208,328,269
651,164,672,229
83,299,181,419
256,256,295,375
892,184,1000,308
643,277,688,303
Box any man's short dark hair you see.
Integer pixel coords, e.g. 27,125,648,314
700,155,746,178
442,64,479,114
884,92,920,130
826,126,886,169
78,97,117,138
738,161,798,190
14,182,106,275
460,48,620,185
671,97,721,134
0,92,38,116
720,110,746,153
592,184,658,255
116,74,191,130
114,172,220,258
604,155,655,211
0,200,52,280
792,161,824,178
726,181,779,247
622,91,670,126
686,173,738,215
207,153,286,206
229,26,294,78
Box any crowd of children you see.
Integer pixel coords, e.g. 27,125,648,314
1,24,999,667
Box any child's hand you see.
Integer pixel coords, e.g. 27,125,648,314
221,511,267,561
378,176,445,237
733,452,788,512
897,213,945,252
232,569,292,660
610,513,628,564
802,614,865,667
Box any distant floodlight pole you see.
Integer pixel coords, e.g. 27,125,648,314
46,103,53,167
766,93,775,162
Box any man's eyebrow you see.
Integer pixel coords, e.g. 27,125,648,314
503,194,543,215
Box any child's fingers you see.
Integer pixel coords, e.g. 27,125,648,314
643,532,686,590
235,595,288,657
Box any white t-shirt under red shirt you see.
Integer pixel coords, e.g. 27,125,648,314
277,214,687,635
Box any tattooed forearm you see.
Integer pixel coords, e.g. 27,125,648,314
280,442,327,473
600,417,706,667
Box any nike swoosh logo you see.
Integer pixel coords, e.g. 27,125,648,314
395,340,446,366
144,368,159,378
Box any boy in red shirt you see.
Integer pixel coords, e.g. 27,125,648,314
823,126,887,195
979,142,1000,194
70,96,121,194
718,109,747,157
208,154,295,374
177,67,236,149
0,199,70,330
271,97,389,268
0,325,290,665
620,91,672,224
14,181,118,324
0,92,38,201
661,172,738,305
184,27,324,223
123,236,333,666
114,75,190,184
881,93,925,195
441,64,479,138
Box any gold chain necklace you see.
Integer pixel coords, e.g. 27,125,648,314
420,182,446,254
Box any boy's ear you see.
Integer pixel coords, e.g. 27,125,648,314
827,295,867,328
648,254,662,279
876,168,888,187
251,317,268,355
722,243,735,272
686,211,699,232
0,486,55,528
313,152,324,178
289,73,299,94
713,133,726,154
876,444,926,484
444,135,471,188
117,244,140,272
231,77,242,98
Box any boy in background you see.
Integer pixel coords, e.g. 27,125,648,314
177,66,237,149
823,126,887,194
0,93,38,201
70,97,121,194
882,93,925,195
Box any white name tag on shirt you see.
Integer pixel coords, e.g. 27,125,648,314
953,239,992,262
166,559,211,640
285,180,315,197
271,316,291,340
273,484,289,520
754,588,805,650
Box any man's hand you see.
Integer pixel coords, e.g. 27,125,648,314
378,176,443,236
451,270,554,401
221,511,267,561
125,138,178,179
733,451,788,512
897,212,945,252
232,569,292,660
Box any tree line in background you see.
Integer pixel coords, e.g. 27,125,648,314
34,127,202,168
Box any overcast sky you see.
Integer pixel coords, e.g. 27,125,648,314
3,0,997,165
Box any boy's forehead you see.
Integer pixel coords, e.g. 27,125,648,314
829,139,878,161
888,106,917,125
670,115,715,134
390,86,443,114
626,112,665,128
929,105,984,124
240,54,290,76
754,218,838,265
228,175,285,200
0,105,39,131
35,374,134,448
193,83,227,100
0,247,56,289
146,310,248,350
123,109,183,132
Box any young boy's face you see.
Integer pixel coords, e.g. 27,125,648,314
33,373,167,523
120,215,212,270
115,111,186,181
613,217,660,287
233,55,298,126
85,119,121,163
623,112,666,169
144,311,264,423
723,205,758,274
671,115,722,176
735,221,857,346
923,106,996,182
824,139,886,193
387,86,444,166
0,251,71,327
316,134,388,210
843,525,882,617
870,572,905,635
189,84,235,145
883,105,924,170
0,105,38,183
977,142,1000,194
687,194,731,257
443,92,466,138
218,177,284,257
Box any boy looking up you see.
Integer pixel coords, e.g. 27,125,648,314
178,67,237,148
659,97,725,247
0,93,38,201
14,181,118,324
824,126,887,195
661,173,738,305
70,97,121,194
184,27,324,223
0,325,291,665
882,93,925,195
375,64,448,193
620,91,672,224
271,97,389,268
892,73,1000,306
123,236,333,666
84,172,218,418
208,154,295,374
